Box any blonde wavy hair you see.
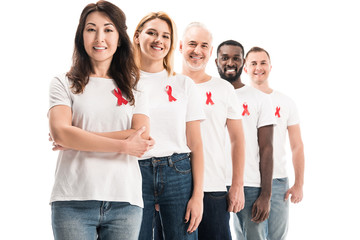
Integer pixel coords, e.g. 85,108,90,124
133,12,177,76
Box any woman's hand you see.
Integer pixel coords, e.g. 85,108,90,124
184,194,203,233
124,127,155,157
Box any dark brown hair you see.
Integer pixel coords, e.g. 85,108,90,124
66,0,139,104
245,46,271,62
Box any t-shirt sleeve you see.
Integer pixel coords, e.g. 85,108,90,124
258,93,277,128
226,86,242,120
133,90,149,117
49,75,72,111
185,77,206,122
287,98,300,126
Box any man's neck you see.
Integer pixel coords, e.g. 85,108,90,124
251,81,273,94
231,77,245,89
182,67,211,84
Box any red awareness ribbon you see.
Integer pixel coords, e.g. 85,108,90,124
242,103,250,116
165,85,177,102
206,92,214,105
113,88,128,106
275,106,281,118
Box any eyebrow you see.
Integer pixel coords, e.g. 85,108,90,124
188,41,207,45
222,53,241,57
147,28,170,35
86,22,114,27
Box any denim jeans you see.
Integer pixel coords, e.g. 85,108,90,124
198,191,231,240
51,200,142,240
267,178,289,240
138,153,197,240
234,186,267,240
153,210,164,240
231,178,289,240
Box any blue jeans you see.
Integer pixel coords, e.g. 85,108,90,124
234,187,267,240
231,178,289,240
51,201,142,240
198,191,231,240
267,178,289,240
153,209,164,240
138,153,197,240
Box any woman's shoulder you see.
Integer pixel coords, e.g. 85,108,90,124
50,72,71,88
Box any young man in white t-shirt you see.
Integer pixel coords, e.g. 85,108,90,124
245,46,305,240
179,23,246,240
216,40,276,240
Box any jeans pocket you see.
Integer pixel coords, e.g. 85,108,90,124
274,177,288,184
172,158,191,174
138,160,151,167
209,191,228,199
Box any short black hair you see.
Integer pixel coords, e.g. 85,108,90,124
217,40,245,57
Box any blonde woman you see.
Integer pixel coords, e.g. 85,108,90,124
133,12,205,240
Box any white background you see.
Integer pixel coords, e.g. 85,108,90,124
1,0,359,239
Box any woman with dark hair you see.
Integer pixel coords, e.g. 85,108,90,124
48,1,154,239
133,12,205,240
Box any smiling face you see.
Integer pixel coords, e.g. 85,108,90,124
180,26,213,72
134,18,171,64
244,51,272,85
216,44,244,82
83,11,119,67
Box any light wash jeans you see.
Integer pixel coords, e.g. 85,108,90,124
51,200,142,240
138,153,197,240
231,178,289,240
267,178,289,240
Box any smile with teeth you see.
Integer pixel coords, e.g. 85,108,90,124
152,46,163,50
190,55,202,60
226,69,236,73
93,46,107,50
254,72,265,75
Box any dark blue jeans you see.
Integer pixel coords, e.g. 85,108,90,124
138,153,197,240
198,191,232,240
154,209,164,240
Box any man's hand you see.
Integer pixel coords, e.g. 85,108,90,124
251,195,270,223
285,184,303,204
227,185,244,213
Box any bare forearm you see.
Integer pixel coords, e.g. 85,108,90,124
51,125,127,153
288,124,305,187
231,142,245,187
190,145,204,197
186,120,204,197
227,119,245,188
92,129,135,140
91,114,150,140
259,148,273,196
292,146,305,187
258,125,274,197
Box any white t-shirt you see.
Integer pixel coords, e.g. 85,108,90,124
196,77,242,192
270,90,300,179
136,70,205,159
226,85,276,187
48,74,148,207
